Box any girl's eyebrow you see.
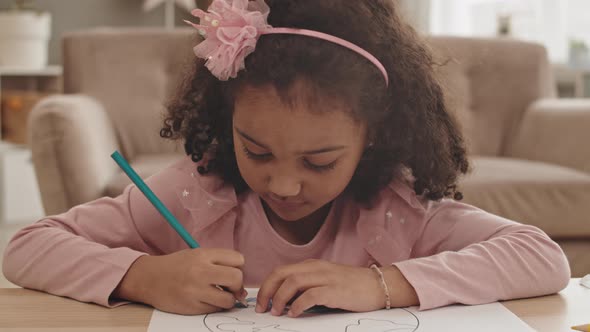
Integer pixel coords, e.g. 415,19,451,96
234,127,347,155
235,127,270,149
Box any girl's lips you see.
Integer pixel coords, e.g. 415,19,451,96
265,195,306,210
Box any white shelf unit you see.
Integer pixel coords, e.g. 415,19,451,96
553,64,590,98
0,65,63,137
0,142,45,224
0,66,61,224
0,65,62,76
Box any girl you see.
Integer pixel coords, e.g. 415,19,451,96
3,0,569,318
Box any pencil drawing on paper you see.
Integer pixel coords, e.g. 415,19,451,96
202,297,420,332
344,311,419,332
150,291,529,332
203,315,301,332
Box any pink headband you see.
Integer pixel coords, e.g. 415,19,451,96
184,0,389,85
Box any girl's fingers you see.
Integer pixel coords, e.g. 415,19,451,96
200,285,237,309
214,285,248,305
205,248,245,268
287,287,329,317
256,264,300,313
256,260,327,314
270,273,326,316
236,287,248,302
287,287,330,318
256,259,330,313
210,265,244,293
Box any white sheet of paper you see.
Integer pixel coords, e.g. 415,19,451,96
147,289,534,332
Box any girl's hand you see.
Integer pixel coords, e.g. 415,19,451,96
113,248,247,315
256,259,382,317
256,259,419,318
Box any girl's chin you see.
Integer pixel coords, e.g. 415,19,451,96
264,199,310,221
267,203,310,221
263,197,334,223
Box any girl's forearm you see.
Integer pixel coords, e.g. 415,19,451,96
112,255,153,304
380,265,420,308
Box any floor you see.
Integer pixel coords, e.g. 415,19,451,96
0,223,29,288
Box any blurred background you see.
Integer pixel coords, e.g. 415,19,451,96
1,0,588,69
0,0,589,286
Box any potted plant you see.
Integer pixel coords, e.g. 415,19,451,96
569,39,590,68
0,0,51,69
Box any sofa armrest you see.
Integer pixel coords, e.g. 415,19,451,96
28,94,120,215
506,98,590,174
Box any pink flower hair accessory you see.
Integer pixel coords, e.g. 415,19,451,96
185,0,389,85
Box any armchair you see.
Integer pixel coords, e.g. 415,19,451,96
428,37,590,277
28,28,195,214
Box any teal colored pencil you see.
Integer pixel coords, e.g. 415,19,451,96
111,151,200,249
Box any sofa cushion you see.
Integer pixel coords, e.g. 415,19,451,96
63,29,196,160
557,240,590,277
459,156,590,238
428,37,555,156
105,153,184,198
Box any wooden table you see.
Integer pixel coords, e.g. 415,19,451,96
0,279,588,332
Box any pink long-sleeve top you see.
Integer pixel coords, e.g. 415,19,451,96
2,156,570,310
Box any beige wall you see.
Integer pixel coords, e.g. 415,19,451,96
0,0,199,65
0,0,426,65
396,0,431,33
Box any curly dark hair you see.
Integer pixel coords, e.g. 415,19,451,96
161,0,469,204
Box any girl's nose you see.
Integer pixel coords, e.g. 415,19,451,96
268,175,301,198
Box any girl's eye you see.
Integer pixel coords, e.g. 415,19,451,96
242,146,272,161
242,145,338,173
303,159,338,173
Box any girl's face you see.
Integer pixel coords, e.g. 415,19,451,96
232,82,367,222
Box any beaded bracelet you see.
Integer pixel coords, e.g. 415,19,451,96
370,264,391,310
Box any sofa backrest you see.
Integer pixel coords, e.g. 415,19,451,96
428,36,555,156
62,28,196,160
62,30,556,158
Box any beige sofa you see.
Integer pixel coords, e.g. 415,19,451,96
29,29,590,276
429,37,590,277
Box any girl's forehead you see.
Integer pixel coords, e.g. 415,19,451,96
233,93,366,150
234,80,356,115
232,81,367,147
234,85,361,128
